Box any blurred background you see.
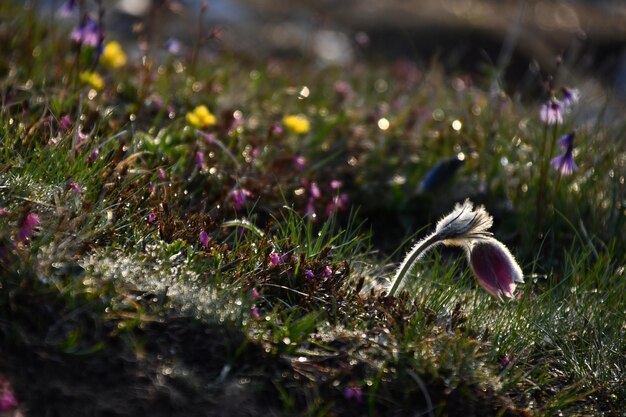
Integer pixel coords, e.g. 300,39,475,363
49,0,626,96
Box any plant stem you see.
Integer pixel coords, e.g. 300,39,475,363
389,233,441,296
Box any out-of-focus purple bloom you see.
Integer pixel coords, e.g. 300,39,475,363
330,180,342,189
468,238,524,300
18,213,40,243
0,208,8,217
164,38,183,55
76,129,90,148
59,0,77,18
419,155,465,193
551,131,577,176
70,16,101,47
539,98,563,125
322,266,332,278
147,212,157,223
230,188,252,210
305,199,316,217
147,183,156,194
202,133,216,145
294,156,306,171
158,168,167,180
60,115,74,132
271,123,284,136
68,180,82,194
344,386,363,403
269,252,282,266
250,306,261,319
195,151,205,169
0,376,18,411
199,230,210,249
250,288,260,299
499,354,512,372
326,193,350,216
334,80,353,100
561,87,579,109
304,269,314,279
88,148,99,164
309,182,321,199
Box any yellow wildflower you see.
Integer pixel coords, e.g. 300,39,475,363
79,71,104,90
100,41,127,69
282,114,310,134
186,105,217,128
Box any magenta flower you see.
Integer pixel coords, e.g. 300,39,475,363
147,212,157,223
88,148,99,164
60,115,74,132
230,188,252,210
322,266,332,278
195,151,205,169
539,98,563,125
68,180,82,194
551,131,577,176
0,208,8,217
294,156,306,171
18,213,40,243
250,288,261,299
70,15,101,47
269,252,282,266
330,180,342,189
468,238,524,300
250,307,261,319
309,182,321,199
304,269,314,279
0,377,18,411
344,386,363,403
158,168,167,180
199,230,210,249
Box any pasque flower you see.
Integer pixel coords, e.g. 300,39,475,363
389,200,523,300
70,15,101,47
550,131,577,176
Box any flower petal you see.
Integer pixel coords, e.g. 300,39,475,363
468,238,524,300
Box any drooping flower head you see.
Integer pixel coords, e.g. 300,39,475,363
18,213,40,243
230,188,253,210
550,131,577,175
539,98,563,125
199,230,210,249
468,238,524,300
59,0,77,18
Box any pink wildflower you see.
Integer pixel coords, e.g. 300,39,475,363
147,212,157,223
269,252,282,266
230,188,252,210
18,213,40,243
199,230,210,249
250,307,261,319
0,377,18,411
344,386,363,403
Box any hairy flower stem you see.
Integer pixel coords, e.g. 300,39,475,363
388,234,442,296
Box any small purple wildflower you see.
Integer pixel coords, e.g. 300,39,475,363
0,376,18,411
60,115,74,132
88,148,99,164
250,288,261,299
294,156,306,171
59,0,77,18
147,212,157,223
195,151,205,169
199,230,210,249
250,306,261,319
158,168,167,180
344,386,363,403
68,180,82,194
309,182,321,199
322,266,332,278
330,180,342,189
539,98,563,125
70,15,101,48
561,87,579,109
551,132,577,176
269,252,282,266
18,213,40,243
230,188,252,210
304,269,314,279
271,123,284,136
164,38,183,55
499,354,512,373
